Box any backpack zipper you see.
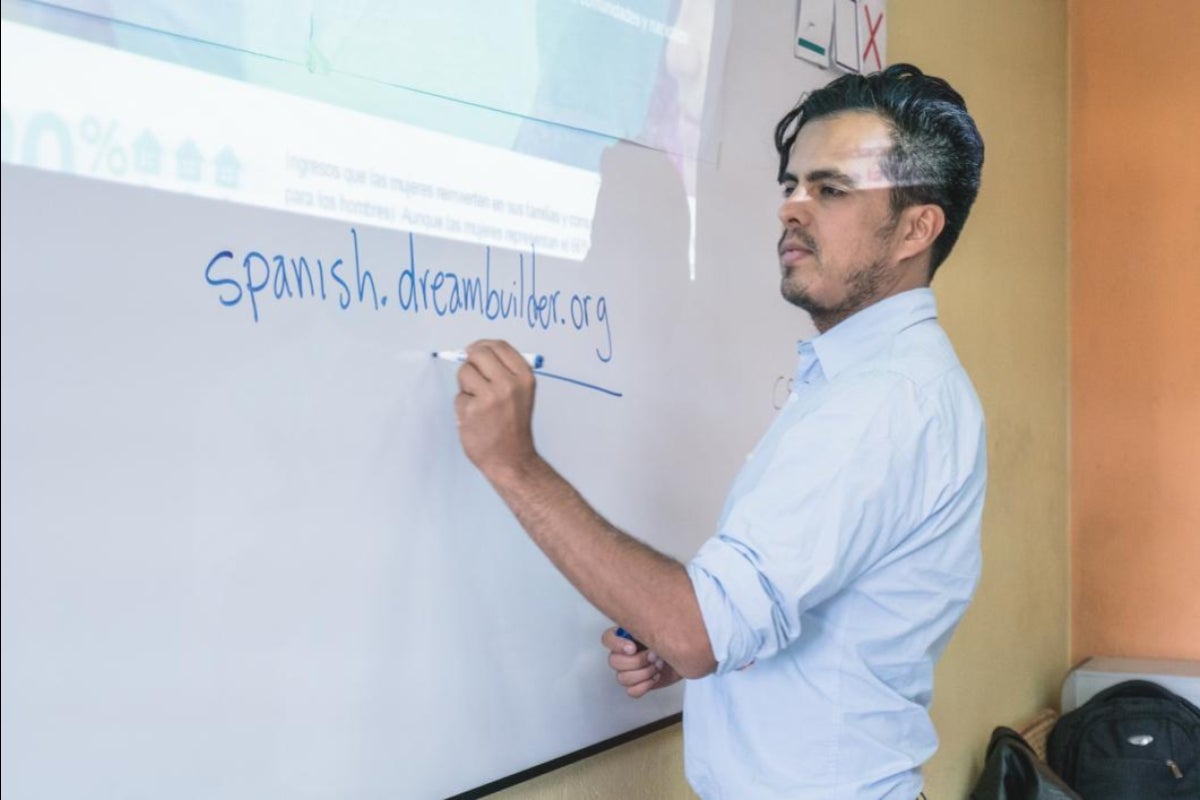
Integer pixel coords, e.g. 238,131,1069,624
1166,759,1183,779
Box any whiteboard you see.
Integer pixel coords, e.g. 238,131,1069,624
0,4,839,797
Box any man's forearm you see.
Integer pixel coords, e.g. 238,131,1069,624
484,455,716,679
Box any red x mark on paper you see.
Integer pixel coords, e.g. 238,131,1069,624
862,6,883,72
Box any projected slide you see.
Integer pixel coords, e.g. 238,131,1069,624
0,2,726,261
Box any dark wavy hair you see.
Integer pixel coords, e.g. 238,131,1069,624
773,63,984,275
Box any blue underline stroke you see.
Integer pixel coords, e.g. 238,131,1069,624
533,370,622,398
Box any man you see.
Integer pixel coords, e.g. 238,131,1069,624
452,64,987,799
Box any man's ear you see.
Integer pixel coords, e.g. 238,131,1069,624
895,204,945,263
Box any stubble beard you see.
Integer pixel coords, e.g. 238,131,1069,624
781,258,888,321
778,225,894,330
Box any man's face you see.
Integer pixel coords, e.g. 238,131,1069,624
777,110,906,330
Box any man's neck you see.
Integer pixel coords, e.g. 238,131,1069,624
812,261,931,334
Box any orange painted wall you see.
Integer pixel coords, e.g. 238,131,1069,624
1071,0,1200,661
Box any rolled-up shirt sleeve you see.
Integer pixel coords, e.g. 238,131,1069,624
687,373,940,673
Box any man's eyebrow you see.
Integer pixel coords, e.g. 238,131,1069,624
804,168,858,186
779,168,859,187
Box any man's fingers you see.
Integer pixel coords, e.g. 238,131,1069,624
616,663,659,688
456,360,488,396
480,339,535,376
608,647,662,673
464,340,522,379
602,627,664,698
608,651,647,672
458,341,535,401
601,626,648,658
601,626,634,654
626,677,661,698
468,338,535,376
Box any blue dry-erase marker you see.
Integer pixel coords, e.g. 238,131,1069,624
615,627,647,652
431,350,544,369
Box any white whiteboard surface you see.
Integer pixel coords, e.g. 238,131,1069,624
1,5,835,797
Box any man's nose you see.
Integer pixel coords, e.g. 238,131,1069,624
778,187,812,226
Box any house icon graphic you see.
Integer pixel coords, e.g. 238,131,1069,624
132,130,161,175
175,139,203,182
214,146,240,189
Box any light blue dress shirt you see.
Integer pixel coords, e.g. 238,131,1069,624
685,288,987,799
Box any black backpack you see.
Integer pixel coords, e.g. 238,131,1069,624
1047,679,1200,799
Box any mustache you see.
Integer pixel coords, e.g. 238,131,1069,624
778,228,817,256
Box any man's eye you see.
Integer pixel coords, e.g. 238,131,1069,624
820,185,845,198
781,183,797,198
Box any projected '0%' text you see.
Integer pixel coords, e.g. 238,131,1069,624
203,228,614,363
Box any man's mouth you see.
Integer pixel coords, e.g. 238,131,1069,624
779,236,816,267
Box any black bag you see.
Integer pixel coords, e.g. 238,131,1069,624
970,726,1081,799
1047,679,1200,799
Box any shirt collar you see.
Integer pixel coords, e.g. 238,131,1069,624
800,288,938,380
